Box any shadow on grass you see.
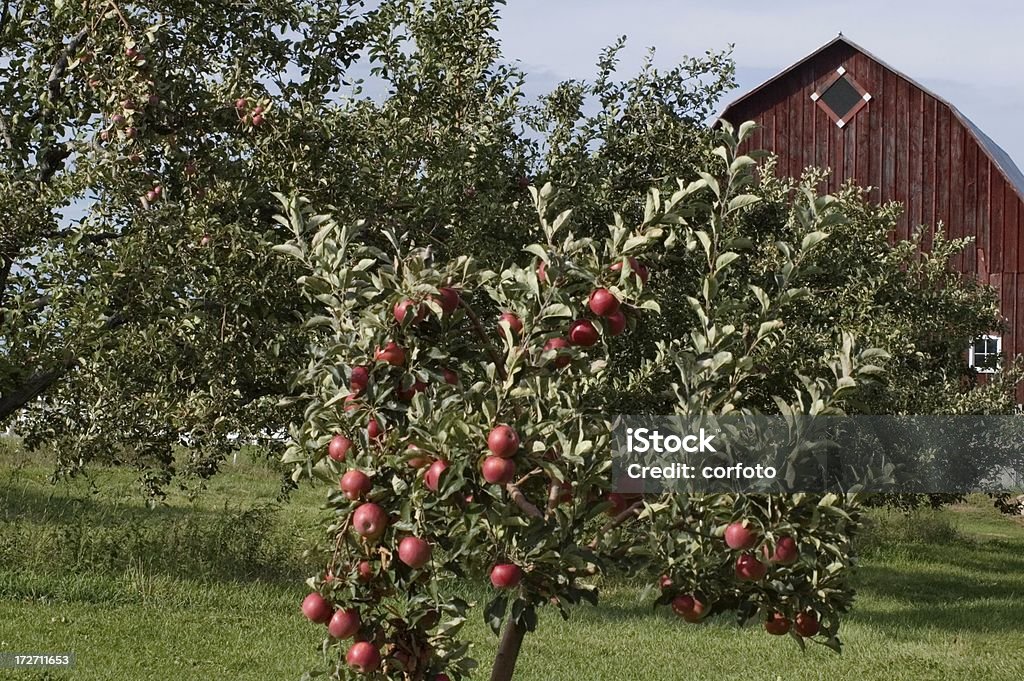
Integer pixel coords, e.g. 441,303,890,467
853,536,1024,635
0,476,312,596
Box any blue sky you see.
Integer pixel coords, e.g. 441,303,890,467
494,0,1024,169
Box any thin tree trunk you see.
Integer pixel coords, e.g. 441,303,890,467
489,617,527,681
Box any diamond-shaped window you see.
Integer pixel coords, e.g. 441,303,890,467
811,67,871,128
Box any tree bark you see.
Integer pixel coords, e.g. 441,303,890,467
0,361,74,422
489,616,527,681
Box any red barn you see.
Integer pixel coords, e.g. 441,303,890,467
719,35,1024,402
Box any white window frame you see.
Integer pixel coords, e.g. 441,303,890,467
968,334,1002,374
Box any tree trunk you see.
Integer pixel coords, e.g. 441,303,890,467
0,364,72,422
489,617,527,681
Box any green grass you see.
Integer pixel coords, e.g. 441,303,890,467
2,448,1023,681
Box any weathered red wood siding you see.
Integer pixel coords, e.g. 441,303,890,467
721,39,1024,401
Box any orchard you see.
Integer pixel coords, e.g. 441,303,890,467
278,125,870,679
2,1,1020,679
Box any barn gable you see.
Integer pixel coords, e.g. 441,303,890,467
718,36,1024,400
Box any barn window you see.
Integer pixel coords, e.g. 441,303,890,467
811,67,871,128
969,335,1002,373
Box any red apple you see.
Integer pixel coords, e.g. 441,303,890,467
498,312,523,336
424,459,448,492
724,521,759,550
393,299,422,324
406,444,431,469
340,470,372,500
145,189,158,203
568,319,599,346
346,641,381,674
588,288,620,317
397,379,427,402
301,592,333,624
357,560,374,582
481,455,516,485
769,536,799,565
764,611,791,636
147,93,161,107
328,434,352,462
543,337,571,368
350,366,370,395
794,611,820,637
436,287,460,315
536,260,548,283
328,608,361,639
671,594,706,623
199,234,213,247
352,503,388,540
442,368,459,385
374,342,406,366
735,553,767,581
606,309,627,336
367,418,384,442
152,185,163,198
610,257,650,285
490,563,523,589
487,425,520,458
658,574,673,590
344,395,361,413
234,97,248,111
251,113,265,126
397,536,432,569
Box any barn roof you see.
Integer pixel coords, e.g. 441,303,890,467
719,36,1024,202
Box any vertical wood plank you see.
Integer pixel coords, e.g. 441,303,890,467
908,86,923,239
921,95,936,249
895,76,910,240
1004,182,1018,274
978,158,991,269
936,105,950,246
882,68,897,208
963,140,978,274
950,119,965,270
992,179,1004,273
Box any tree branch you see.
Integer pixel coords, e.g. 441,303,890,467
47,28,90,102
0,358,77,421
459,297,507,381
0,113,13,150
41,229,128,244
545,480,561,516
0,255,11,310
505,483,543,520
588,500,644,549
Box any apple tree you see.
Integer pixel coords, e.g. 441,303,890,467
277,123,873,678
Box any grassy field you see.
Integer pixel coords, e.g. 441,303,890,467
2,448,1023,681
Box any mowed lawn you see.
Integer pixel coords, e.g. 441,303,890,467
2,451,1023,681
